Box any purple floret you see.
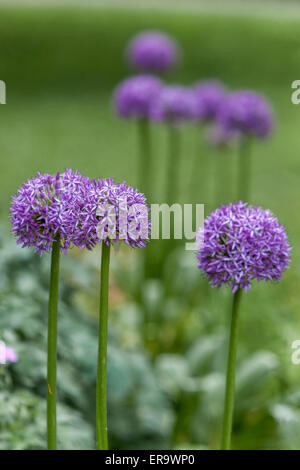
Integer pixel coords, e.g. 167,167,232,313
196,202,291,293
218,90,274,139
73,178,150,250
114,75,162,119
150,85,196,125
194,80,226,121
10,169,89,254
127,31,179,72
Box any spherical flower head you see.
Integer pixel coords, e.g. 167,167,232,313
218,90,274,139
10,169,89,254
0,343,18,364
74,178,150,250
196,202,291,293
126,31,179,72
150,85,196,125
5,347,18,363
114,75,162,119
194,80,226,121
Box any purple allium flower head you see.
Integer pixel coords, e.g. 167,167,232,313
5,347,18,363
127,31,179,72
0,343,18,364
114,75,162,119
218,91,274,139
10,169,89,254
196,202,291,293
194,80,226,121
150,85,196,125
74,178,150,250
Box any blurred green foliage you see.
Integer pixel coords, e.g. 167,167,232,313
1,225,300,449
0,228,175,449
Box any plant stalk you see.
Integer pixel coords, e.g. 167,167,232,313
191,124,203,204
214,148,232,208
238,136,252,202
47,235,61,450
166,124,180,205
137,118,153,282
221,288,242,450
138,118,151,199
96,242,111,450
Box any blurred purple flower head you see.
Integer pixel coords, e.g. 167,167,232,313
150,85,196,125
127,31,179,72
74,178,150,250
5,347,18,363
196,201,291,293
114,75,162,119
218,90,274,139
0,343,18,364
194,80,226,121
10,169,89,254
205,123,237,149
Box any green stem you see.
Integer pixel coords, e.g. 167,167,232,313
47,235,61,450
166,124,180,205
164,125,180,257
223,148,232,205
238,136,252,202
96,242,111,450
221,288,242,450
138,118,152,281
214,151,222,209
138,118,151,199
215,148,231,208
191,124,203,204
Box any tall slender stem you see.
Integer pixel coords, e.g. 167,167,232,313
137,118,151,199
96,242,111,450
164,124,180,258
191,124,203,204
137,118,152,281
221,288,242,450
214,151,222,209
215,148,232,209
47,235,61,450
166,124,180,205
238,136,252,202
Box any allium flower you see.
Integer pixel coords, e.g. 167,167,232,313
10,169,89,254
194,80,226,121
126,31,179,72
0,344,18,364
114,75,162,119
150,85,196,125
5,347,18,363
218,91,274,138
197,202,291,292
74,178,150,250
